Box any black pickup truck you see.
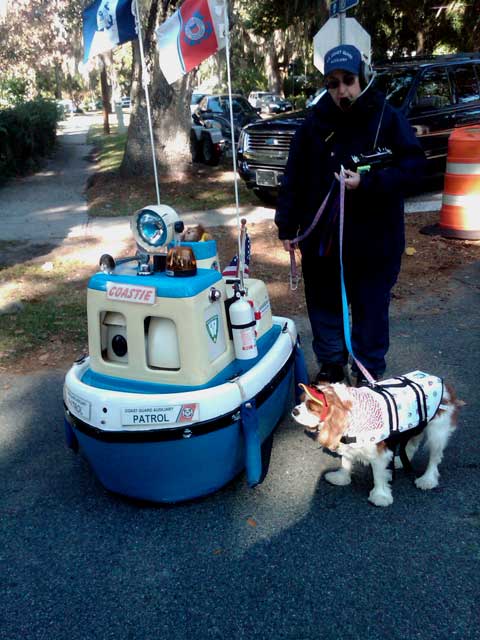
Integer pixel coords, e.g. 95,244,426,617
237,53,480,204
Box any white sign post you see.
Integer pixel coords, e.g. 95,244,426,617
330,0,360,43
313,17,371,74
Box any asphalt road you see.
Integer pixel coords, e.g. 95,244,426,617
1,266,479,640
0,115,479,640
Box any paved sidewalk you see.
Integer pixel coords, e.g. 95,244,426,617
0,116,96,243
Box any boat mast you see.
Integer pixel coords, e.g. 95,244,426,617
134,0,161,206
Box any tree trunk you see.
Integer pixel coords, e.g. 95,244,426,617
99,55,111,135
264,32,282,95
416,30,425,55
54,63,62,100
121,0,194,180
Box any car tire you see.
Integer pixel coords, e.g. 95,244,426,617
190,132,203,163
202,137,220,166
253,188,278,206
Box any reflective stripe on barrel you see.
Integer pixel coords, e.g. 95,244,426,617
440,127,480,239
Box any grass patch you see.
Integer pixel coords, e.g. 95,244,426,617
87,124,127,174
0,258,89,368
1,296,87,358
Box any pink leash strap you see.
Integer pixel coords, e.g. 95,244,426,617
288,181,336,291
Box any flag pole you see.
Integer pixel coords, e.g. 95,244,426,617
221,0,245,291
133,0,161,206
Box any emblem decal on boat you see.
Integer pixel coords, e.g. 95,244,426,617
206,315,219,343
178,404,198,422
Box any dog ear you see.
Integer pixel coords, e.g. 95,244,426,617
317,386,352,450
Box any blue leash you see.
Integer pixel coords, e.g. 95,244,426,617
338,169,376,386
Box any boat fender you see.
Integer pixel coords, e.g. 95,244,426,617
294,339,309,403
241,400,262,487
229,296,258,360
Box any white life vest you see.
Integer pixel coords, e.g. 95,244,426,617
342,371,443,448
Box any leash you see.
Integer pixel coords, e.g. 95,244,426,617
286,170,376,386
338,169,376,386
288,180,336,290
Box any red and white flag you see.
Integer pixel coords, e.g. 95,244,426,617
156,0,226,84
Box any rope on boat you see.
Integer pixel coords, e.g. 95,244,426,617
223,0,246,291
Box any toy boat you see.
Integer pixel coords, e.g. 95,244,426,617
63,205,307,503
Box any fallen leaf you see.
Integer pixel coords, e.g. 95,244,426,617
212,548,223,555
405,247,417,256
246,517,257,528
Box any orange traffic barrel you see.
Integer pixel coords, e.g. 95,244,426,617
439,126,480,239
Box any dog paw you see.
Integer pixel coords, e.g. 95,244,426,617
415,473,439,490
324,469,351,486
368,489,393,507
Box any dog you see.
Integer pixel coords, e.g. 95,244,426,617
292,371,459,507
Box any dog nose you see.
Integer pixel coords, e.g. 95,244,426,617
292,407,299,416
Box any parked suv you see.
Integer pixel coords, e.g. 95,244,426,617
191,94,261,165
237,53,480,204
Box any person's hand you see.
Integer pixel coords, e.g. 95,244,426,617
335,168,360,190
282,239,295,252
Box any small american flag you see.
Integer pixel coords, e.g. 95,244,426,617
222,227,251,279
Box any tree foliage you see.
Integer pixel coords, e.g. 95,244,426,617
0,0,478,175
0,0,82,100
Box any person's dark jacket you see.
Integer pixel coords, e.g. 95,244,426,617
274,88,426,260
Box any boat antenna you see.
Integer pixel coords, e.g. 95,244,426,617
221,0,245,291
133,0,161,206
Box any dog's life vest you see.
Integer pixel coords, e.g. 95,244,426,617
342,371,444,448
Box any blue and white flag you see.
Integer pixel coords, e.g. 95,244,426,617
83,0,138,63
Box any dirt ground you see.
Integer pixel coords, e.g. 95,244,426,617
212,212,480,317
1,210,478,375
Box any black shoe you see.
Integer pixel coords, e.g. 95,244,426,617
314,363,345,384
355,372,378,387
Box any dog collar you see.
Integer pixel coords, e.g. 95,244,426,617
298,384,329,421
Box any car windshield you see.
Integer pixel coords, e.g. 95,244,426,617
263,95,281,103
209,97,256,115
373,69,417,108
191,93,205,105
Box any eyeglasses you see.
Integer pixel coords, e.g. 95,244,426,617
325,74,357,90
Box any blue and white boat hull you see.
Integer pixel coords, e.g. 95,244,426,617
64,317,304,503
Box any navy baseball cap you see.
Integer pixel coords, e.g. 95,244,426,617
324,45,362,76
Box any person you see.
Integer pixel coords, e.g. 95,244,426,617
275,44,426,386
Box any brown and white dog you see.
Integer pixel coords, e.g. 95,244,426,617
292,371,459,507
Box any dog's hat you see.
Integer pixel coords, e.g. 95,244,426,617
298,383,329,420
